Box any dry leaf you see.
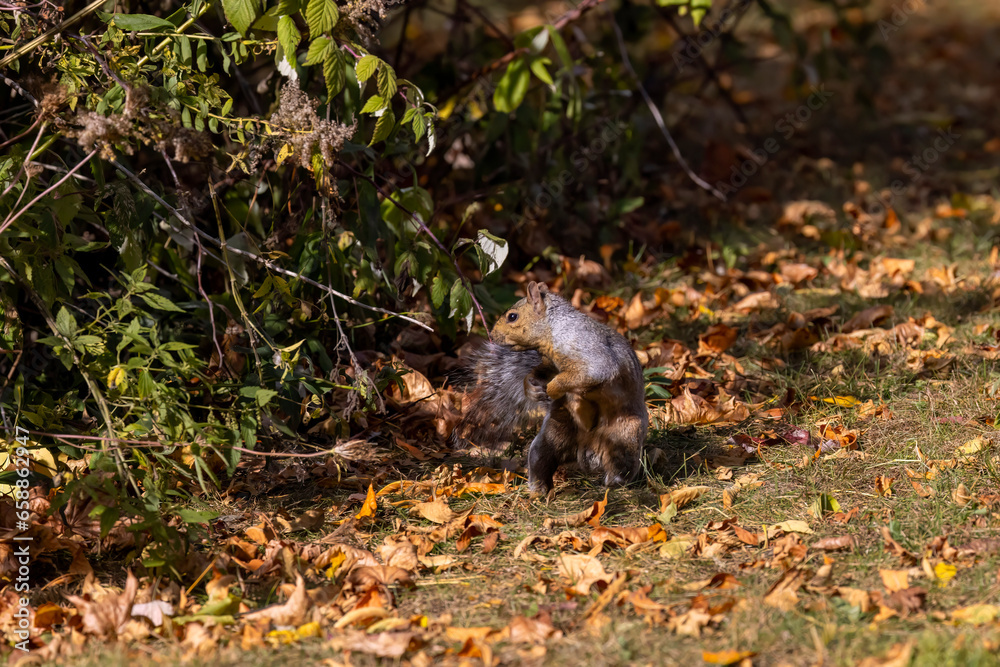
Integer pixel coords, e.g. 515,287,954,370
763,568,810,611
410,499,456,524
355,483,378,519
556,554,612,595
660,486,710,511
243,573,310,626
812,536,856,551
879,569,910,593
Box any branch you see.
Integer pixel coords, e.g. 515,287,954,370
110,160,433,331
338,159,489,334
606,5,727,202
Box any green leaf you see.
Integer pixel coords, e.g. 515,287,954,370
106,13,175,31
139,292,185,313
305,0,339,35
411,112,426,142
476,230,508,277
369,108,395,145
176,508,219,524
54,307,77,338
304,36,330,65
223,0,259,37
137,369,157,399
448,279,472,321
277,15,301,58
493,58,530,113
359,94,386,114
546,26,572,67
377,63,397,100
355,54,379,84
323,47,345,98
430,275,448,309
529,57,554,85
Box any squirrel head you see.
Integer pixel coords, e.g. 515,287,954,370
491,281,553,352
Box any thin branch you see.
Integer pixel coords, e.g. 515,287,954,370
110,160,433,331
0,0,106,69
0,148,97,236
606,5,728,202
338,159,489,334
0,255,141,496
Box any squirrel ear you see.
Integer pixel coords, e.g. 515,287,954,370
526,281,547,313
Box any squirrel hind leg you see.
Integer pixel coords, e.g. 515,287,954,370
596,415,646,487
527,412,578,497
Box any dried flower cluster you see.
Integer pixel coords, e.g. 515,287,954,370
268,82,356,192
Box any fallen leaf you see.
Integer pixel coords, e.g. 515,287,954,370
812,536,856,551
557,554,613,595
764,567,810,611
880,569,910,593
355,484,378,519
410,499,456,524
702,649,757,665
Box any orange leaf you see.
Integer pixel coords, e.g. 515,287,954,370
355,483,378,519
702,650,757,665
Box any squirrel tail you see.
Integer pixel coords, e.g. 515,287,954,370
453,341,551,449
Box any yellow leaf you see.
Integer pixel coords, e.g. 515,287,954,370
275,142,295,166
107,366,127,389
324,551,346,579
769,520,813,534
810,395,860,407
934,562,957,586
295,621,321,639
958,436,990,455
951,604,1000,626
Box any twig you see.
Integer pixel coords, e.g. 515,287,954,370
110,160,432,331
2,428,338,459
337,159,489,333
0,255,141,496
606,5,727,201
0,0,106,69
0,148,97,236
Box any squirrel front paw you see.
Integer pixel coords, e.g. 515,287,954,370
524,376,551,405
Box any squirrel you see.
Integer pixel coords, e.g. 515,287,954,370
455,281,648,496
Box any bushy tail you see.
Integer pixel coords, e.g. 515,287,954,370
453,342,552,449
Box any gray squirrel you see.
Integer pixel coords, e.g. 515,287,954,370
455,281,648,496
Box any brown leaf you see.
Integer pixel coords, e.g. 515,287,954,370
557,491,608,528
812,536,856,551
856,642,914,667
661,485,711,511
763,567,810,611
885,587,926,616
243,573,310,626
879,569,910,593
355,483,378,519
506,611,562,643
410,498,456,524
328,630,415,658
64,571,139,640
557,554,612,595
842,305,893,333
875,475,895,497
698,323,739,356
881,527,918,566
953,483,973,506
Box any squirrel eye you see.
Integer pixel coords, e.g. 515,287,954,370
507,312,519,323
